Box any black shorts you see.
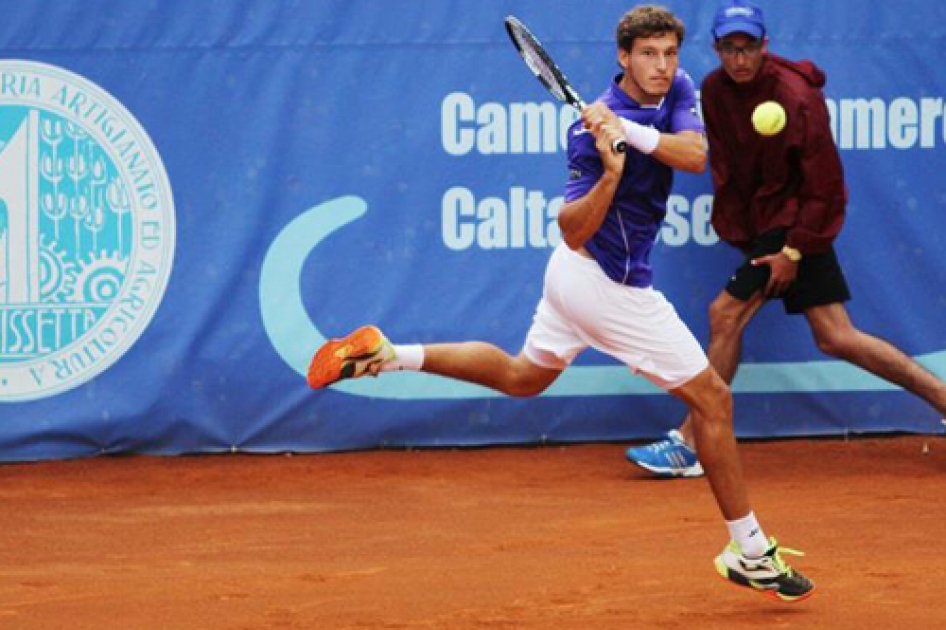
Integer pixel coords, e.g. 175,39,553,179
725,230,851,314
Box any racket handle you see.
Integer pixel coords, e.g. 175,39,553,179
612,139,627,154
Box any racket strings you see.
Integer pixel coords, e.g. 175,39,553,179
525,53,566,100
510,29,567,102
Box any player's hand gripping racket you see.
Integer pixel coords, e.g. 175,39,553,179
504,15,627,154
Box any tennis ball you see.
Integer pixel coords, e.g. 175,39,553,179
752,101,787,136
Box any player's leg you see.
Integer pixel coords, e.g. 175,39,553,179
671,367,814,602
675,289,766,441
592,285,814,603
626,289,765,475
419,250,588,395
806,303,946,415
627,231,788,475
308,248,581,394
669,366,747,518
307,326,563,396
421,343,562,397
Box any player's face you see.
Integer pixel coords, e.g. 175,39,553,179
714,33,768,83
618,33,680,105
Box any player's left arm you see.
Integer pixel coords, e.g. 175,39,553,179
649,130,706,174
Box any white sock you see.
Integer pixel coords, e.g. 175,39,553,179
726,512,769,558
380,344,425,372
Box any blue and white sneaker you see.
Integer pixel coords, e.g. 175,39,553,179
625,430,704,478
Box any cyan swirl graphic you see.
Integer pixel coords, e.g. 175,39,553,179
260,197,946,399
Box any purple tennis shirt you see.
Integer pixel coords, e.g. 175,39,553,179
565,70,704,287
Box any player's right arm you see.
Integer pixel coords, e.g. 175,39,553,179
557,112,626,251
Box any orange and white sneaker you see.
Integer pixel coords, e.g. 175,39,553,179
307,325,395,389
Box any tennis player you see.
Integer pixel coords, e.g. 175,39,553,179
308,5,813,602
627,0,946,479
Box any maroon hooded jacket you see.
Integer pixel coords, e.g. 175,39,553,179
701,54,847,255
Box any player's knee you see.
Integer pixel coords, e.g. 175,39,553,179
502,382,542,398
694,373,733,432
682,368,732,422
503,361,556,397
505,374,551,398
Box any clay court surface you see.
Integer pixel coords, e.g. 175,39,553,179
1,436,943,630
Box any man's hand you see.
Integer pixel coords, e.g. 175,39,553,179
582,103,625,174
752,251,800,296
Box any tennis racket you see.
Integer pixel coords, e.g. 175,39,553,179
504,15,626,153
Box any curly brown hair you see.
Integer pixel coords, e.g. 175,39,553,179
616,5,686,51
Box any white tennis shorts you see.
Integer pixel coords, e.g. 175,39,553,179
523,244,709,390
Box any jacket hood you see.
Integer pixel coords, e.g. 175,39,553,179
766,54,826,89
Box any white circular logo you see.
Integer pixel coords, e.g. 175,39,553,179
0,60,175,401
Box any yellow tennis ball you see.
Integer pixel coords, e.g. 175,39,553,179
752,101,787,136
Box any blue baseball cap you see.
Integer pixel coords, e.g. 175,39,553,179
712,0,766,39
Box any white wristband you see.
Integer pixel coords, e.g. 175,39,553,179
620,118,660,154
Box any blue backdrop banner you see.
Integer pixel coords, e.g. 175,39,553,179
1,1,945,461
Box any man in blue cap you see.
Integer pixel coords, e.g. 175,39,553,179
627,0,946,482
